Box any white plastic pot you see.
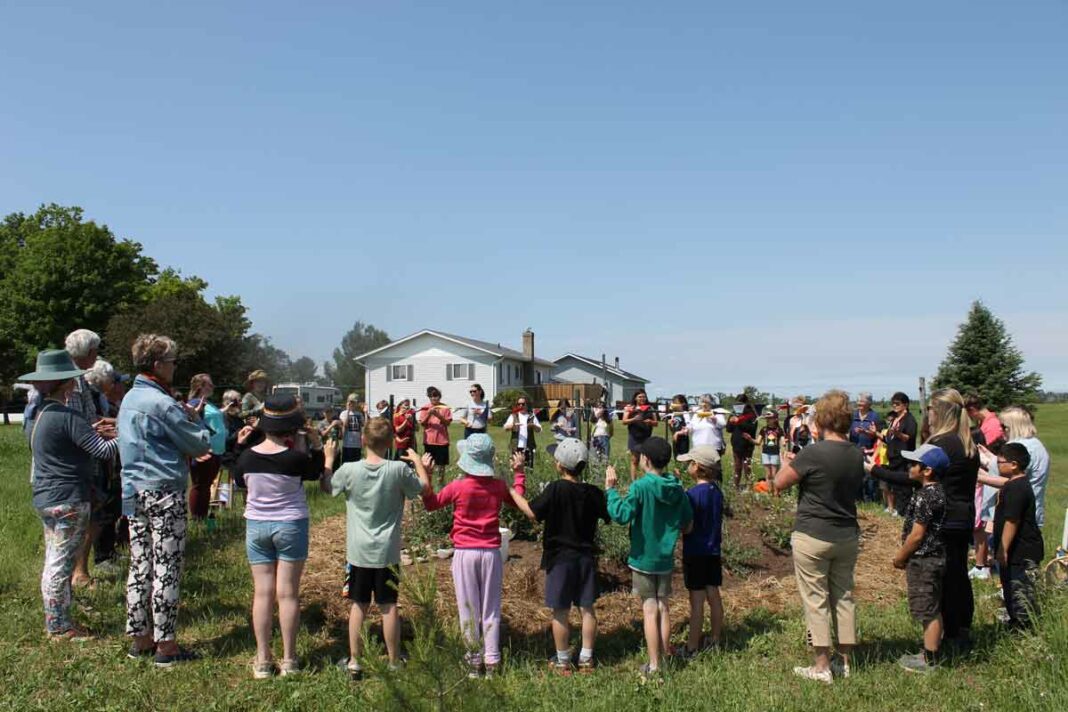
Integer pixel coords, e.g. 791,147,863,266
499,527,514,562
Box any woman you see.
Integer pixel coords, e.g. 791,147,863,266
460,384,491,438
187,374,226,521
867,392,918,517
22,349,119,640
977,406,1051,526
118,334,212,666
621,390,657,481
418,386,453,483
242,369,269,420
339,394,366,464
689,394,727,456
83,358,124,574
318,405,343,466
392,399,416,461
232,395,332,678
551,398,579,443
667,394,691,460
503,395,540,468
774,390,864,684
726,394,758,489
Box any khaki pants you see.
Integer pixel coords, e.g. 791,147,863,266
791,531,858,648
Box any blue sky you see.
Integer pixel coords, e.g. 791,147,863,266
3,1,1066,398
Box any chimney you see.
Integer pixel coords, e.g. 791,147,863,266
614,356,620,370
523,328,534,360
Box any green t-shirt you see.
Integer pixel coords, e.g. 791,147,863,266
331,459,424,568
792,440,863,543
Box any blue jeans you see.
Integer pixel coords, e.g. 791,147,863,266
246,518,310,564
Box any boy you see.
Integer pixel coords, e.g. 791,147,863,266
322,417,432,678
677,446,724,656
892,444,949,674
508,438,610,675
994,442,1043,630
605,436,693,680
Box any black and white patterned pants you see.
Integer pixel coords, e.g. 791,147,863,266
126,490,187,642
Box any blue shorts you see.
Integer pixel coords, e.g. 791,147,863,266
246,518,310,564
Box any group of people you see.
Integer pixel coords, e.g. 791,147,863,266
20,331,1054,684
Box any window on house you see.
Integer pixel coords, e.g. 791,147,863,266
448,363,475,380
514,365,520,379
390,364,412,381
536,370,542,384
317,395,325,403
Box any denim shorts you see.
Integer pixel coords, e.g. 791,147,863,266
246,518,310,564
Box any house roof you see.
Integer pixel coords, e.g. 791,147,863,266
354,329,557,367
553,353,650,384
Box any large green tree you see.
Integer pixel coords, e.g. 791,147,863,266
0,204,157,389
323,321,390,390
933,301,1042,409
290,356,319,384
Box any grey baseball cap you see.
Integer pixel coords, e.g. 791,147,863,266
545,438,589,470
677,445,722,468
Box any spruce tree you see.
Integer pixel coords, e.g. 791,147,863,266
933,301,1041,409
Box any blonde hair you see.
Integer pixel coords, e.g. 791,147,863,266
364,417,392,454
813,390,852,436
188,373,212,401
927,388,976,456
131,334,177,373
998,406,1037,441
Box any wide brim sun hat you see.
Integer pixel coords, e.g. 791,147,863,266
246,369,268,386
457,434,496,477
258,394,306,433
19,349,86,382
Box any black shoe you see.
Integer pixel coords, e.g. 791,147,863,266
127,643,155,660
154,648,200,668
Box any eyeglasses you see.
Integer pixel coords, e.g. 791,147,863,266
469,390,479,394
517,401,527,406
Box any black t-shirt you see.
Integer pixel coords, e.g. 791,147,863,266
994,476,1044,566
529,479,611,569
791,440,864,543
902,483,946,558
728,411,758,449
926,433,980,530
884,412,918,471
760,426,783,456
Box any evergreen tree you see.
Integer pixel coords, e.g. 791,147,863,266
933,301,1041,409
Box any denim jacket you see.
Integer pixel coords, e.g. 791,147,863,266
119,375,211,497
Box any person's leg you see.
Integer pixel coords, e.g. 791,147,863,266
480,550,504,665
147,492,188,654
276,559,305,663
93,487,121,565
641,597,662,669
349,602,369,662
657,596,672,654
827,537,858,667
707,586,723,644
732,453,743,489
380,603,401,664
941,528,973,641
579,606,597,657
250,562,277,664
551,608,571,661
923,616,942,657
687,590,705,651
71,521,99,587
451,551,482,661
125,494,154,650
973,528,988,568
38,503,89,634
765,463,778,486
791,532,834,671
629,451,639,481
188,455,220,520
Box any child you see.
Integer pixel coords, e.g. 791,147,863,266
508,438,610,675
591,403,613,464
420,434,526,677
668,394,691,461
677,446,724,656
392,399,415,462
322,417,431,679
891,444,949,674
993,442,1044,630
757,411,784,489
605,436,693,680
417,387,452,485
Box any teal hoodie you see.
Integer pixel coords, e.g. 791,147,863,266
607,472,693,574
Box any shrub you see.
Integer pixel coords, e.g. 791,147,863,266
491,388,528,426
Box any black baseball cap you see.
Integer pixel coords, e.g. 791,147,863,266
639,436,672,469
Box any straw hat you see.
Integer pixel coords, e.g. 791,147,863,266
246,369,268,387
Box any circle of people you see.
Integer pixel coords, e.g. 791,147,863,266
22,329,1051,683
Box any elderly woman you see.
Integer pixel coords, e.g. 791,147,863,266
689,394,728,456
22,349,118,640
242,369,269,420
81,358,124,576
118,334,212,666
774,390,864,684
976,405,1052,531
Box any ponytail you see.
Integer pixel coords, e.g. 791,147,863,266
927,388,976,457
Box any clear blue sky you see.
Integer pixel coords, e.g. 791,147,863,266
3,1,1067,398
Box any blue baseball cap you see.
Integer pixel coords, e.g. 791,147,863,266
902,444,950,476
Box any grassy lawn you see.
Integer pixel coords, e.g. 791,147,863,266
1,407,1067,710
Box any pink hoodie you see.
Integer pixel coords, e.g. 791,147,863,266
422,470,526,548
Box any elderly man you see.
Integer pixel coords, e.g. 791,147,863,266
849,392,883,503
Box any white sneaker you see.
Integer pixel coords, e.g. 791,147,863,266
793,666,833,684
968,567,991,580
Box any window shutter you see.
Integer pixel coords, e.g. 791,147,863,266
446,364,452,381
407,365,414,382
386,365,393,382
468,363,475,380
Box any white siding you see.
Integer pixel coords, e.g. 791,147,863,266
552,358,625,402
363,333,501,408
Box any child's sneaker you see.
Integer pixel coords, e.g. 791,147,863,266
252,660,275,679
638,663,661,683
793,665,833,684
968,566,991,580
345,659,363,681
548,659,574,676
483,662,500,678
279,659,300,677
898,652,936,674
576,657,596,674
466,656,483,679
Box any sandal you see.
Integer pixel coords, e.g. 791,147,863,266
49,627,94,642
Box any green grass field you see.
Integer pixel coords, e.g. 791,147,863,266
1,407,1067,711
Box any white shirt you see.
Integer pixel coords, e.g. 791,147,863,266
504,412,540,449
689,413,726,450
466,400,490,429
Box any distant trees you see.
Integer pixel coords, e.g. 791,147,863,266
323,321,391,391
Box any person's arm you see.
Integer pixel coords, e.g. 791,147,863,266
439,407,453,426
773,463,801,493
893,521,926,569
997,519,1019,569
530,415,541,432
680,495,694,535
416,408,429,426
604,465,639,524
978,471,1008,488
420,454,452,510
299,446,326,481
319,440,338,492
869,465,915,488
400,449,435,498
159,403,212,457
508,456,537,521
69,414,119,461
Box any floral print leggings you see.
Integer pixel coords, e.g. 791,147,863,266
38,502,90,634
126,490,187,642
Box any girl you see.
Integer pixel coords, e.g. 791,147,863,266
668,394,691,460
419,435,526,677
418,387,453,484
551,398,578,442
757,410,784,489
725,394,758,489
621,390,657,481
591,402,613,464
339,394,366,464
392,399,416,461
233,394,333,678
461,384,491,438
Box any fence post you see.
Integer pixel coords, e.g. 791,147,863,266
919,377,928,413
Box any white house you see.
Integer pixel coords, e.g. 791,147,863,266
551,353,650,405
355,329,556,408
